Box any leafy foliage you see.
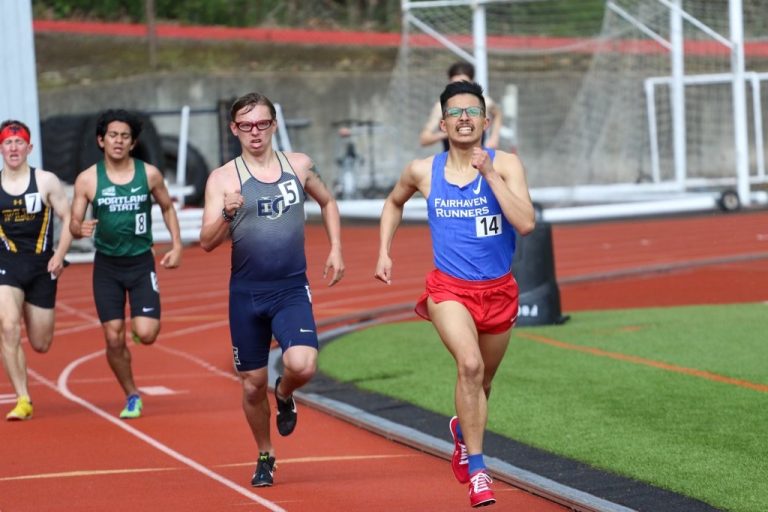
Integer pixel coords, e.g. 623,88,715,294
33,0,404,31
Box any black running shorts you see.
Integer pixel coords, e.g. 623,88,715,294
93,250,160,322
0,252,58,309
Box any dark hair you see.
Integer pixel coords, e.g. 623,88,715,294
440,81,486,113
447,61,475,80
230,92,276,122
96,109,142,140
0,119,31,134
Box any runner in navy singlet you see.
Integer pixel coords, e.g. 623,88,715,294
0,119,74,421
199,92,344,488
376,81,535,508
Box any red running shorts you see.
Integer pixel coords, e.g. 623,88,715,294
415,269,519,334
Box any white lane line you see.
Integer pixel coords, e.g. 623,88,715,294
1,455,418,482
26,314,283,511
54,351,286,512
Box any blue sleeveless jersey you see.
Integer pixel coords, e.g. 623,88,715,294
427,149,516,281
229,152,307,282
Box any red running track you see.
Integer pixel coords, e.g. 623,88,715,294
1,211,766,511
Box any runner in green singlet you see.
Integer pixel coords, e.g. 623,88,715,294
70,109,183,420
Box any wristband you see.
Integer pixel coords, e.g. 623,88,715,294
222,208,236,222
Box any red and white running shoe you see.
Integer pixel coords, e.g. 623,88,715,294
468,470,496,508
449,416,469,483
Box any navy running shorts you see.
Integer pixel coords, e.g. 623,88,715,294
92,250,160,323
228,274,318,372
0,252,58,309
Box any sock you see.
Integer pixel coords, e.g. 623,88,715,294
468,453,486,476
455,421,464,441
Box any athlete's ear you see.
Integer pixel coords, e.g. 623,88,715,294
97,135,105,150
439,118,447,133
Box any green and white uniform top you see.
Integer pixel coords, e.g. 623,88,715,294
92,159,153,257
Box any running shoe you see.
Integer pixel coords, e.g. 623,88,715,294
6,395,33,421
449,416,469,483
274,376,297,436
251,452,276,487
468,471,496,508
119,394,143,419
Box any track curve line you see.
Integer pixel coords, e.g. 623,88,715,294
56,353,286,512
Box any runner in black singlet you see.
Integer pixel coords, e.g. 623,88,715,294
0,119,73,421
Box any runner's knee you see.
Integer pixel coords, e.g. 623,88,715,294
28,333,53,353
282,349,317,383
457,356,484,384
242,375,269,403
0,323,21,349
132,329,159,345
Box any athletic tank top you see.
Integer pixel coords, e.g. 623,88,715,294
0,168,54,255
229,152,307,282
427,149,516,281
92,159,153,257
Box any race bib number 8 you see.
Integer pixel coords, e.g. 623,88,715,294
135,212,147,234
476,214,502,238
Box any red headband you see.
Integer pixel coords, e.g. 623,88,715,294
0,124,31,144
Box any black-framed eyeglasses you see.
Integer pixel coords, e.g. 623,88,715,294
443,106,484,118
235,119,274,132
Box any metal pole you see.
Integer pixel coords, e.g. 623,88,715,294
1,0,42,167
751,74,765,179
670,0,687,189
176,105,190,207
645,80,661,183
472,2,488,91
730,0,750,205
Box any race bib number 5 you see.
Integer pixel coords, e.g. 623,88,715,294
279,180,301,206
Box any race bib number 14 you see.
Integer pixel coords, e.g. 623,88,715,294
476,214,502,237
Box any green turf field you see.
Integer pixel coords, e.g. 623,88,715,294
318,303,768,512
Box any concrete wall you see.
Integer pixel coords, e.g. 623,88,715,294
39,71,393,188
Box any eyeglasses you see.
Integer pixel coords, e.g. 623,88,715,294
235,119,274,132
443,106,484,118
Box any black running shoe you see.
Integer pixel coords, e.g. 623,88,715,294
251,452,276,487
274,376,297,436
